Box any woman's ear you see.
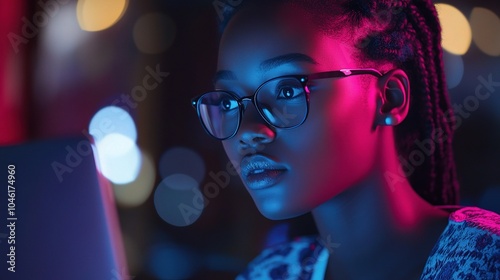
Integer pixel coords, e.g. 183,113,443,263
376,69,410,126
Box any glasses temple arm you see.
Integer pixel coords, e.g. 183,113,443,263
308,68,383,80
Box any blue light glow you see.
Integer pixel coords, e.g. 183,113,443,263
89,106,137,143
443,50,464,89
95,133,142,184
154,175,203,227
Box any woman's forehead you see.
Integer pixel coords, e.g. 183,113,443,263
217,5,355,76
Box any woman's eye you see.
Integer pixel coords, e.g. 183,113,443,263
280,87,294,98
220,98,238,111
277,86,302,99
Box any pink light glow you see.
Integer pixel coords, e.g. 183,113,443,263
0,1,27,145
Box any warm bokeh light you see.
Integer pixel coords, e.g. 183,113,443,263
95,133,142,184
470,7,500,57
435,3,472,55
113,152,156,207
77,0,128,32
133,13,176,54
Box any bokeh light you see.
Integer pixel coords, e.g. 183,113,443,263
41,2,87,56
113,152,156,207
159,147,205,183
148,243,198,279
470,7,500,57
77,0,128,32
89,106,137,143
133,13,176,54
89,106,142,184
442,50,464,89
435,3,472,55
95,133,142,184
154,175,203,227
35,1,90,97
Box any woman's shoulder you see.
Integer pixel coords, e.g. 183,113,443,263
236,235,329,280
421,206,500,279
448,206,500,235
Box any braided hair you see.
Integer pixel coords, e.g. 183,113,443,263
219,0,460,205
337,0,459,205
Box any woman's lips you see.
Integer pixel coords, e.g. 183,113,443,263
240,155,288,190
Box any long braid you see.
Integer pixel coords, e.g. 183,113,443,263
410,0,458,204
408,2,441,204
424,0,460,204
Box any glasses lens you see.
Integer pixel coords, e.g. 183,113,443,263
256,77,308,128
197,91,240,139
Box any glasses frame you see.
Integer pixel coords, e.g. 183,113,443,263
192,68,383,140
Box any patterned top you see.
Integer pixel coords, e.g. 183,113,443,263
236,207,500,280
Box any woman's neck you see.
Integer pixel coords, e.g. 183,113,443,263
311,131,449,279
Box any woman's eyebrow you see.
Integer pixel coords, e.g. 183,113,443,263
213,70,237,85
259,53,318,72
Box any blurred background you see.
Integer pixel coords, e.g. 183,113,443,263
0,0,499,279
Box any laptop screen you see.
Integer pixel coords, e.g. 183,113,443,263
0,136,128,280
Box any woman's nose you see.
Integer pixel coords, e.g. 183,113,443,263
237,105,275,152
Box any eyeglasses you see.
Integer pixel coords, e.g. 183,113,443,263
192,68,383,140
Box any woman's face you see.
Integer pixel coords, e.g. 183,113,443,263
217,5,382,219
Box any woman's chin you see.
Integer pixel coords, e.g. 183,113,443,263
255,201,310,220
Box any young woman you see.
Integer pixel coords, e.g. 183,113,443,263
192,0,500,279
